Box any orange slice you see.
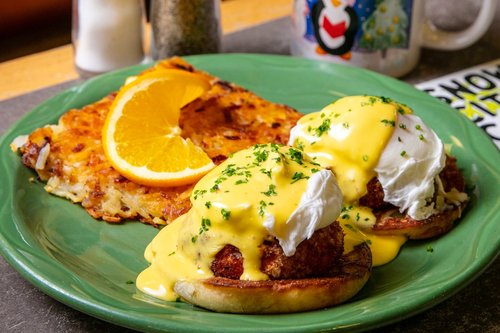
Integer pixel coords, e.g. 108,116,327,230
102,70,214,187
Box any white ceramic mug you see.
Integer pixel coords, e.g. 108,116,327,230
291,0,496,77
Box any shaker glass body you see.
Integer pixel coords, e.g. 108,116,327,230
150,0,221,59
72,0,145,77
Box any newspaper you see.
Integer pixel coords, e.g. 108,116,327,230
415,59,500,149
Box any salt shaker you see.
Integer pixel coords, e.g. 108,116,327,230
72,0,146,77
150,0,221,59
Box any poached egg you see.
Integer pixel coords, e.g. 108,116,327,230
288,95,447,266
137,143,344,301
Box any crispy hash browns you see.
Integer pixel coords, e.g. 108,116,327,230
14,57,302,225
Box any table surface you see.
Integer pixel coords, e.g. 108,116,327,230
1,0,499,332
0,0,291,101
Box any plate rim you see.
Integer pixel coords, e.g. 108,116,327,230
1,53,499,333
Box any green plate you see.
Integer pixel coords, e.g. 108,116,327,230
0,54,499,332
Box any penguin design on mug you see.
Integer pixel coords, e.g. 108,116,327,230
312,0,358,60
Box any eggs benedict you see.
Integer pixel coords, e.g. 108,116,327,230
289,95,468,265
137,143,372,313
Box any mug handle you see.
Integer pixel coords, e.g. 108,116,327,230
422,0,496,50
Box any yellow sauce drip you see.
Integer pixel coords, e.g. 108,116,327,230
337,204,405,265
137,144,321,300
137,214,205,300
340,217,407,266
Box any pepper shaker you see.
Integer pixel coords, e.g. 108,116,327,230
72,0,146,77
150,0,221,59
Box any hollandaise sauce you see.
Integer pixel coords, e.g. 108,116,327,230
289,96,410,266
137,143,342,301
338,204,407,266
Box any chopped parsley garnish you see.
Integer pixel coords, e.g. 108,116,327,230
270,143,281,152
126,280,134,285
193,189,207,200
221,209,231,220
210,175,228,192
258,200,267,217
341,214,350,220
342,122,350,129
398,136,402,142
344,223,356,231
341,205,353,213
309,158,321,166
295,139,305,151
415,124,423,131
205,201,212,209
355,212,360,221
168,251,176,256
419,134,425,141
253,149,269,163
291,172,309,184
288,148,304,165
315,118,331,137
400,150,407,157
260,168,272,179
399,123,407,130
426,246,434,253
235,178,249,185
397,106,405,115
311,168,320,173
199,218,211,234
239,170,252,178
365,239,372,245
334,113,341,118
362,155,369,162
379,96,392,103
221,164,237,177
381,119,396,127
261,184,277,197
191,235,198,243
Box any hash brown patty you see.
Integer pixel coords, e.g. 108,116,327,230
15,57,302,225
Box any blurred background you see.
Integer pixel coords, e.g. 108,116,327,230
1,0,494,63
0,0,72,62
